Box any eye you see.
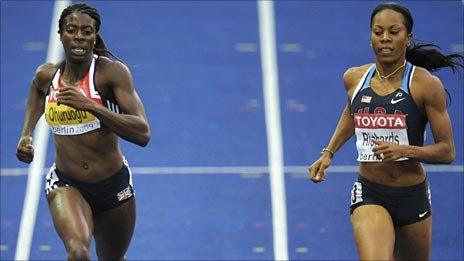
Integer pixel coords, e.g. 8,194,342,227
390,31,399,35
374,31,382,36
66,28,76,34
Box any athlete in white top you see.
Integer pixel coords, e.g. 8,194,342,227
16,3,150,260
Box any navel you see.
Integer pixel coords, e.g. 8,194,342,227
81,162,89,170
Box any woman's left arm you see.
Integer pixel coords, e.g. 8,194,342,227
373,72,455,163
407,74,455,163
94,61,150,146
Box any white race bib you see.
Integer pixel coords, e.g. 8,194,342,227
354,113,409,162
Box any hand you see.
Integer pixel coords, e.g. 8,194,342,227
56,84,93,111
372,140,405,162
16,136,34,163
308,154,332,183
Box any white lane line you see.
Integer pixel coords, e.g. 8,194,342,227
257,1,289,260
14,1,68,260
2,165,463,176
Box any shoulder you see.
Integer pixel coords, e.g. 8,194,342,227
94,56,134,94
411,66,443,88
343,63,373,92
410,66,446,107
35,62,59,83
96,56,131,78
34,62,60,94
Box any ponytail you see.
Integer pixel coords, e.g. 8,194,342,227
406,41,464,73
93,34,123,63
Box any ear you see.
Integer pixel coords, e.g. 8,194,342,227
407,34,413,47
94,33,99,45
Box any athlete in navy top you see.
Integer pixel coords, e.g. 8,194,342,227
307,2,462,260
350,62,428,162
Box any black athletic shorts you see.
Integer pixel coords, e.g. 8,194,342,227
44,158,135,214
350,175,431,226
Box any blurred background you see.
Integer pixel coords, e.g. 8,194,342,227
1,1,462,260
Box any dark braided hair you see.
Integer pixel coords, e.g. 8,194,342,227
370,2,464,73
58,2,122,61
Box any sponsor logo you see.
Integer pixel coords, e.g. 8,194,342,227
354,113,407,129
419,211,428,218
391,97,406,104
351,182,363,205
117,186,133,201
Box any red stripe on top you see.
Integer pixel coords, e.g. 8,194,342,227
47,71,102,105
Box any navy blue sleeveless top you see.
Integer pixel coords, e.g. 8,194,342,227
350,62,428,162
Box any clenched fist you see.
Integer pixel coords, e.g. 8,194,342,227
16,136,34,163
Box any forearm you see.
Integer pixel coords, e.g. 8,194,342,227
20,87,45,138
89,104,150,147
404,141,455,164
325,105,355,156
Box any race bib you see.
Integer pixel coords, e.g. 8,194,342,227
354,113,409,162
44,87,101,135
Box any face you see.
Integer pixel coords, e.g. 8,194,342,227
60,12,97,63
371,9,411,64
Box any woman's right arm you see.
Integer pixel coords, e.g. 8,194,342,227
16,63,54,163
308,67,360,183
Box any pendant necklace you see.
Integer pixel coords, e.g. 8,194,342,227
376,60,406,81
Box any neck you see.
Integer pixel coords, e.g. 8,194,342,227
376,60,407,81
62,58,92,84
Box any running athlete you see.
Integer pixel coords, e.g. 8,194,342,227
308,2,462,260
16,3,150,260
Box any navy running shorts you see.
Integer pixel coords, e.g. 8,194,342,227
45,158,135,214
350,175,431,226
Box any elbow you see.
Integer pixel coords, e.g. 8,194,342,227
137,128,151,147
444,149,455,164
441,145,455,164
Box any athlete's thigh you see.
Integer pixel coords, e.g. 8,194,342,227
351,204,396,260
47,186,94,245
394,216,432,260
93,197,136,260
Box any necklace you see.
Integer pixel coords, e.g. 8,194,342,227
376,60,406,81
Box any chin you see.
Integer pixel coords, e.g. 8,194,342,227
68,53,92,64
376,55,399,64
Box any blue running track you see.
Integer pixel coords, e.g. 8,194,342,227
1,1,463,260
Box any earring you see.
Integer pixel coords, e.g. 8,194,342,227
369,42,373,47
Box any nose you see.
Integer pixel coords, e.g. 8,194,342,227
380,31,391,42
74,30,84,41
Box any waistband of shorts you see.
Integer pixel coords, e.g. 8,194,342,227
54,162,128,188
357,175,428,193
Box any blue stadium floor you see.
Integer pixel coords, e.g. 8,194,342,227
1,1,463,260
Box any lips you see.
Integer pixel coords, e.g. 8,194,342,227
71,47,86,56
378,47,393,54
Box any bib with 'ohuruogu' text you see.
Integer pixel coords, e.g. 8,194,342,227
45,55,102,135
